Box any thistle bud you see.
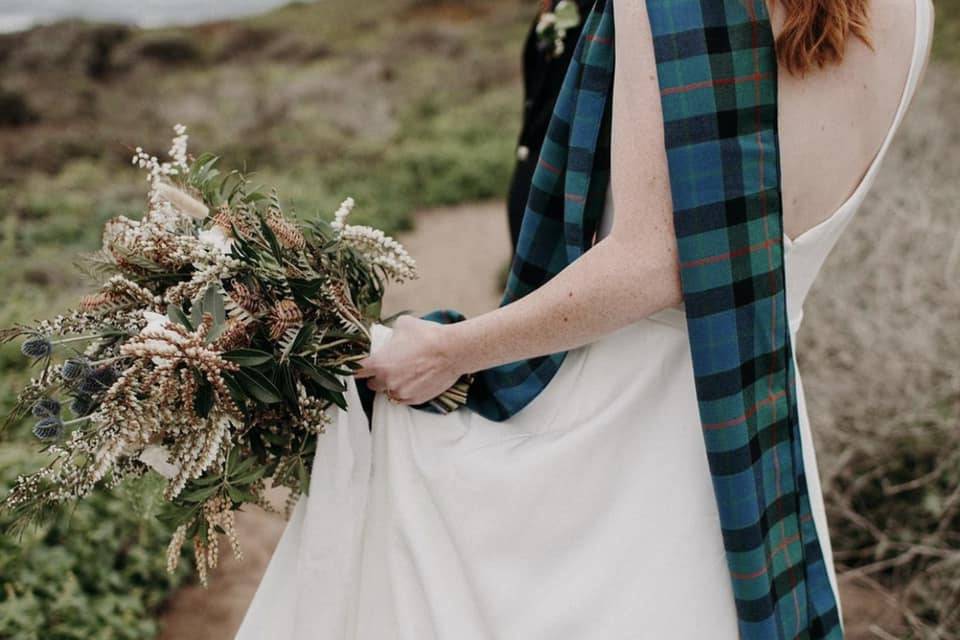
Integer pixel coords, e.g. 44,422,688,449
78,366,118,395
61,357,90,381
31,398,61,418
70,395,94,417
20,336,52,359
33,416,63,440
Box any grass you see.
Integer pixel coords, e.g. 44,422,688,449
933,0,960,63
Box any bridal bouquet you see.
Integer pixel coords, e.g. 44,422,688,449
1,126,448,584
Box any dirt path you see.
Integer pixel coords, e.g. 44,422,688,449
157,200,898,639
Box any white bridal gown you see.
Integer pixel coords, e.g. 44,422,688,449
237,4,931,638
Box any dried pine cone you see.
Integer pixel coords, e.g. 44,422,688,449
267,299,303,341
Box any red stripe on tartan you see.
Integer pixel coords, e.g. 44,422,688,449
731,533,802,580
679,237,781,270
660,72,771,96
538,158,562,175
564,193,585,203
586,34,612,45
703,390,786,430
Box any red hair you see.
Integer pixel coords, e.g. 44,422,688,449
774,0,873,75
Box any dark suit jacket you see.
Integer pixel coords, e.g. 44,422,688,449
507,0,595,251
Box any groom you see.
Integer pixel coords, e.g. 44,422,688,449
506,0,594,252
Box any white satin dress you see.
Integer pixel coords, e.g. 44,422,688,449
237,4,930,637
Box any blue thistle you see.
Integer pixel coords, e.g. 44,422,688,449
70,395,94,417
78,366,118,395
20,336,53,359
61,357,90,381
33,416,63,440
31,398,61,418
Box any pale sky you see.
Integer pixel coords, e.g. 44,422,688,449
0,0,298,32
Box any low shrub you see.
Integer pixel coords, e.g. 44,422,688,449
0,89,39,128
0,444,189,640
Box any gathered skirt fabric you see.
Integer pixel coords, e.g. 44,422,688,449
237,319,836,640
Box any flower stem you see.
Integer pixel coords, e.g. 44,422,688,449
63,416,93,427
52,332,122,346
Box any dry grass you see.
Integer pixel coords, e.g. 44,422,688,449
798,64,960,637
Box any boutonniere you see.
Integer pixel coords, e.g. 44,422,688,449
536,0,581,59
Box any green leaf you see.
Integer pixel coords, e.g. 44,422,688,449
292,356,346,392
260,217,283,260
276,363,300,410
364,299,382,321
231,466,268,486
243,189,268,203
226,486,258,504
180,485,219,503
229,455,256,477
289,323,316,355
234,368,283,404
222,348,275,367
296,458,310,495
227,445,240,471
167,303,193,331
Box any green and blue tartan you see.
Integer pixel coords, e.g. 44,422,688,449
424,0,842,636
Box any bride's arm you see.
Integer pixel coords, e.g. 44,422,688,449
358,2,682,403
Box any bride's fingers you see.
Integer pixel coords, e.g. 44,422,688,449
365,376,388,392
354,365,376,379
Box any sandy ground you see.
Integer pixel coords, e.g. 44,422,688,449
156,200,906,640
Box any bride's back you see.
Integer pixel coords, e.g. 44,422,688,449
774,0,933,240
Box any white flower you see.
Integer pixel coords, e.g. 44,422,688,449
139,444,180,480
154,182,209,220
330,197,355,233
198,226,234,255
142,311,171,333
536,12,557,33
338,224,417,282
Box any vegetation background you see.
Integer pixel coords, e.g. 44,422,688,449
0,0,957,638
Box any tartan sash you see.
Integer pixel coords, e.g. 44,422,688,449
424,0,843,636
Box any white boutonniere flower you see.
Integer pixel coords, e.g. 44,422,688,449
536,0,581,59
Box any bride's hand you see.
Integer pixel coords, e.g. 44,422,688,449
355,315,461,406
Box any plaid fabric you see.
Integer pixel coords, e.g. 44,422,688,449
424,1,843,636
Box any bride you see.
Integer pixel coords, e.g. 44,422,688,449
238,0,932,638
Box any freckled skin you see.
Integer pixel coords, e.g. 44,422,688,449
357,2,681,405
357,0,927,406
